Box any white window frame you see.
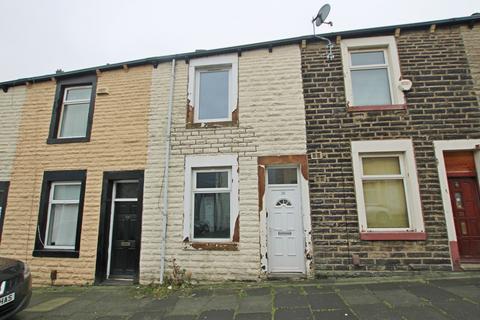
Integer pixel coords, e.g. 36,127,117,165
191,168,232,241
188,54,238,123
58,85,92,139
351,140,424,233
341,36,405,107
183,155,239,243
44,181,81,250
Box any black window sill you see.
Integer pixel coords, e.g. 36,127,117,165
47,137,90,144
32,249,79,258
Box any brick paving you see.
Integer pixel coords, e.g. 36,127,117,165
12,276,480,320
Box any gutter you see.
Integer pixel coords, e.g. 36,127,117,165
1,14,479,91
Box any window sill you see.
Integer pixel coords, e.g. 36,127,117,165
184,242,239,251
47,137,90,144
360,232,427,241
347,104,407,112
32,249,80,258
186,120,238,129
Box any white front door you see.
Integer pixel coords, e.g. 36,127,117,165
266,167,305,273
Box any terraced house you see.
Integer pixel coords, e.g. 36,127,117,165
302,15,480,274
0,14,479,286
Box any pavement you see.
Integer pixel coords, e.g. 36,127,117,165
11,275,480,320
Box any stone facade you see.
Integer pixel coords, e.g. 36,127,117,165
141,45,311,282
302,24,480,274
0,66,151,285
0,86,26,181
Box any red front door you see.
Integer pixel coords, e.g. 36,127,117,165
448,177,480,260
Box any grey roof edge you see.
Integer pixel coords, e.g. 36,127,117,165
1,14,479,89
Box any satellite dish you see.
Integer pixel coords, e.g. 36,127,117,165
314,4,331,26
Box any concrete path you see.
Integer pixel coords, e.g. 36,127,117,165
12,276,480,320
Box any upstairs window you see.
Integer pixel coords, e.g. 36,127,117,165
48,75,97,144
341,36,405,108
188,54,238,124
59,86,92,138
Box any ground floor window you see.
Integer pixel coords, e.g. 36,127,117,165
183,155,238,243
351,140,425,239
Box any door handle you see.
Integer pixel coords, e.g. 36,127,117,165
120,241,131,247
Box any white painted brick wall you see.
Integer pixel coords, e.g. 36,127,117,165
0,86,26,180
141,45,307,282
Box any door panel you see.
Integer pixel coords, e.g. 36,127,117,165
110,201,138,276
448,177,480,260
266,183,305,273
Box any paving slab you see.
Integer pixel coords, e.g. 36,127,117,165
434,299,480,320
349,304,402,320
440,285,480,302
403,284,458,303
237,295,272,314
302,286,334,295
203,295,238,310
274,307,313,320
244,287,271,296
143,296,179,311
307,293,347,310
26,297,76,312
163,316,197,320
339,289,380,305
198,309,234,320
394,306,450,320
128,312,165,320
313,309,358,320
275,293,309,308
235,312,272,320
274,286,303,294
372,288,424,307
168,296,211,315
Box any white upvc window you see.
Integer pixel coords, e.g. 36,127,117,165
188,54,238,123
183,155,239,242
341,36,404,107
58,86,92,138
44,182,82,249
351,140,424,233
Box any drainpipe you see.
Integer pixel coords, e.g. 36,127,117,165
160,59,176,284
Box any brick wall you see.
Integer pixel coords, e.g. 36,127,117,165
461,23,480,99
141,45,308,282
302,25,480,274
0,66,151,286
0,86,26,181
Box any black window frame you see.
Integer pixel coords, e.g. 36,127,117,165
47,75,97,144
0,181,10,243
33,170,87,258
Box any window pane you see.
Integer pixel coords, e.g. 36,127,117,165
268,168,297,184
351,68,392,106
194,193,230,239
47,203,79,246
362,157,401,175
59,103,89,137
53,184,81,201
351,51,385,66
198,70,229,120
363,179,409,228
196,171,229,189
66,87,92,101
116,182,138,199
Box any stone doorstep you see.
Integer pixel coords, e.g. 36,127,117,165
461,264,480,271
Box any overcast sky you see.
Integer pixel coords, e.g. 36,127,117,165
1,0,478,82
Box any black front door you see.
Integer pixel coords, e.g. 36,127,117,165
0,182,10,243
110,200,139,276
109,181,140,278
